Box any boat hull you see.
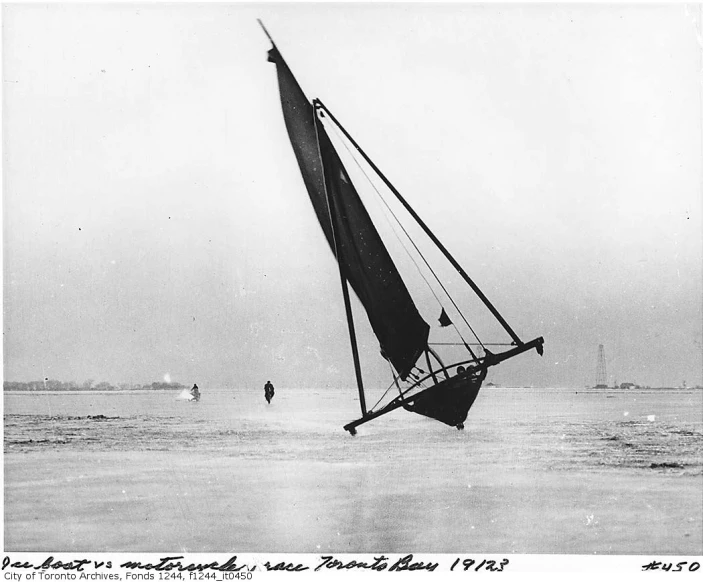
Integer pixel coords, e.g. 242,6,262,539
343,367,487,434
403,372,484,428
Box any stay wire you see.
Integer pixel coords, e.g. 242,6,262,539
325,118,484,356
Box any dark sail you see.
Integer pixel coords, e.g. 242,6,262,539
268,47,429,379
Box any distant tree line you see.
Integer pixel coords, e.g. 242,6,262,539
3,379,188,392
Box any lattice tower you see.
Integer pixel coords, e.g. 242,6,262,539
595,344,607,387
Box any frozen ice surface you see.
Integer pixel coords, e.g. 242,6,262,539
4,387,702,553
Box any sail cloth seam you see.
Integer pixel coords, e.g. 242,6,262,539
323,116,483,358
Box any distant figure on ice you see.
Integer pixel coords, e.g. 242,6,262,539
264,380,275,404
190,383,201,402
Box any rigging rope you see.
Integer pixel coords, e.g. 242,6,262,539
325,119,484,356
371,359,441,413
371,366,403,412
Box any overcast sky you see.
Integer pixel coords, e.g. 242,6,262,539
3,3,702,391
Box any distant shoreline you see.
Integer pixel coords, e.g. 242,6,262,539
3,381,187,392
586,386,702,391
3,389,183,394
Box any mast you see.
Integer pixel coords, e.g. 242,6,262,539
314,99,523,347
257,19,276,47
339,271,367,416
313,111,367,417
